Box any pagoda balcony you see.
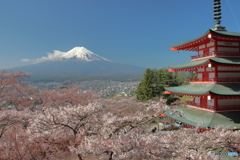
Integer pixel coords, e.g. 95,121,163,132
187,101,240,111
191,51,240,60
217,105,240,111
189,77,240,83
187,101,216,111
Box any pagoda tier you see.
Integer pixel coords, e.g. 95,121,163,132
165,83,240,112
163,107,240,130
168,57,240,83
168,57,240,71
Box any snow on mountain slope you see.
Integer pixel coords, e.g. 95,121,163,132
61,47,111,62
27,47,111,63
7,47,145,81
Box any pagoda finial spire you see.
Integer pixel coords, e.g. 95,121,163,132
212,0,226,31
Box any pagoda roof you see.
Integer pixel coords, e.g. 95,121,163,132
164,83,240,96
168,57,240,71
171,29,240,51
164,107,240,129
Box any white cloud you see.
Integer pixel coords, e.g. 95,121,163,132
35,50,65,63
21,59,31,62
21,50,65,64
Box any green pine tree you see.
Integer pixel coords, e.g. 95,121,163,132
136,69,154,101
136,68,193,101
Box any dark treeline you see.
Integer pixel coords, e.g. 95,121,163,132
135,68,196,101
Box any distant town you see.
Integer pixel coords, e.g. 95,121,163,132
27,80,140,98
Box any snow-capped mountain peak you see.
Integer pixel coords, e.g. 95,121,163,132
61,47,111,62
27,47,111,64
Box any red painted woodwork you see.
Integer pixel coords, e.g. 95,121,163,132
187,101,216,111
217,105,240,111
164,91,172,94
189,77,240,83
168,29,240,131
187,101,240,111
168,69,175,72
191,51,240,60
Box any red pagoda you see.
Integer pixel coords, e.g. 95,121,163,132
164,0,240,131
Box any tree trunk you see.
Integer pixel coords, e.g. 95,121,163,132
77,154,83,160
109,151,113,160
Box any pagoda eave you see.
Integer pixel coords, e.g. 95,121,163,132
165,90,240,99
171,29,240,51
210,31,240,41
163,107,240,129
164,83,240,97
168,58,240,72
164,90,210,97
171,35,210,51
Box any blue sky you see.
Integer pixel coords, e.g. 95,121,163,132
1,0,240,70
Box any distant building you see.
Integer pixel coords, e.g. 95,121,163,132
163,0,240,131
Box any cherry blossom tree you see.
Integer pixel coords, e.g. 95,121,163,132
70,125,240,160
0,72,240,160
38,85,97,108
25,96,167,159
0,70,33,110
0,109,47,160
2,95,240,160
50,96,240,160
0,71,98,159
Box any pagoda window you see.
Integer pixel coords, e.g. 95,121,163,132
199,50,204,57
209,72,215,79
217,47,239,52
195,97,200,104
217,41,239,46
198,68,205,72
209,47,214,55
218,72,239,78
207,42,214,47
206,67,215,71
197,73,202,79
207,98,214,106
218,99,240,106
218,67,240,71
199,44,206,49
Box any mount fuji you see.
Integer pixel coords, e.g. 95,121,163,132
6,47,145,81
40,47,111,62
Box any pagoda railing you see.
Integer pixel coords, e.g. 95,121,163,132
191,51,240,60
217,105,240,111
187,101,216,111
187,101,240,111
189,77,240,83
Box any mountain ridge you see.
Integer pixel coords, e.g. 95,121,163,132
52,47,111,62
4,47,145,81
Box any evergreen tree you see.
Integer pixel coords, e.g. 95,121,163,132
154,68,175,96
136,68,175,101
136,67,196,101
136,68,196,101
136,69,154,101
188,71,197,79
173,71,188,85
